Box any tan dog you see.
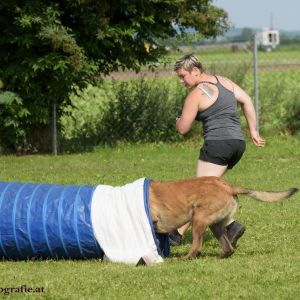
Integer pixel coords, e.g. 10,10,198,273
149,176,298,260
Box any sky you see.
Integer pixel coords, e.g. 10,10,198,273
214,0,300,31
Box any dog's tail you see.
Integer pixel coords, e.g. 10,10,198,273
231,186,298,202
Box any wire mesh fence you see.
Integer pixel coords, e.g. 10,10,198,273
56,38,300,153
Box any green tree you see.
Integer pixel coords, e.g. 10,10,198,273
240,27,254,41
0,0,228,152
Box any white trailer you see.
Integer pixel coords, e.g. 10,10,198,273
256,28,280,51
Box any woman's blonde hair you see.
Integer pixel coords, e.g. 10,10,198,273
174,54,204,72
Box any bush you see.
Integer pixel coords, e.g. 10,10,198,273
99,78,187,144
253,71,300,135
59,68,300,152
284,95,300,135
59,78,188,151
59,83,112,151
0,91,30,153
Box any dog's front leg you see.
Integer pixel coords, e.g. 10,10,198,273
182,216,206,260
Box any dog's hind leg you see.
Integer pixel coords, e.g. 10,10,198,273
182,214,207,260
210,221,234,259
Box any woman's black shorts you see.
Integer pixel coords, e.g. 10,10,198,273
199,139,246,169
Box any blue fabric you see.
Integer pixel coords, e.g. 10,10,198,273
0,181,102,259
143,179,170,257
0,179,170,260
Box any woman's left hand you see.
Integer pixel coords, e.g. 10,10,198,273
250,130,265,147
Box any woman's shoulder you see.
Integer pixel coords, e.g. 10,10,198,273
216,76,235,92
216,75,231,83
187,86,203,101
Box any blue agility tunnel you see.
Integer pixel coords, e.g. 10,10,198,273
0,179,169,263
0,181,102,260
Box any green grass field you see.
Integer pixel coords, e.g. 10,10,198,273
0,136,299,299
158,45,300,70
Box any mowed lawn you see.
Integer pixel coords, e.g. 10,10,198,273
0,136,299,299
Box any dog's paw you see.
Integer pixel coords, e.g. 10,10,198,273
181,255,191,261
181,252,200,260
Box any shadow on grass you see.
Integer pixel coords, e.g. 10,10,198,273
179,229,215,245
169,230,221,259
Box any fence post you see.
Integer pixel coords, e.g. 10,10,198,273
52,99,57,155
253,33,260,133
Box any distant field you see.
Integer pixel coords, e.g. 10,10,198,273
106,46,300,80
0,136,299,299
164,44,300,64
